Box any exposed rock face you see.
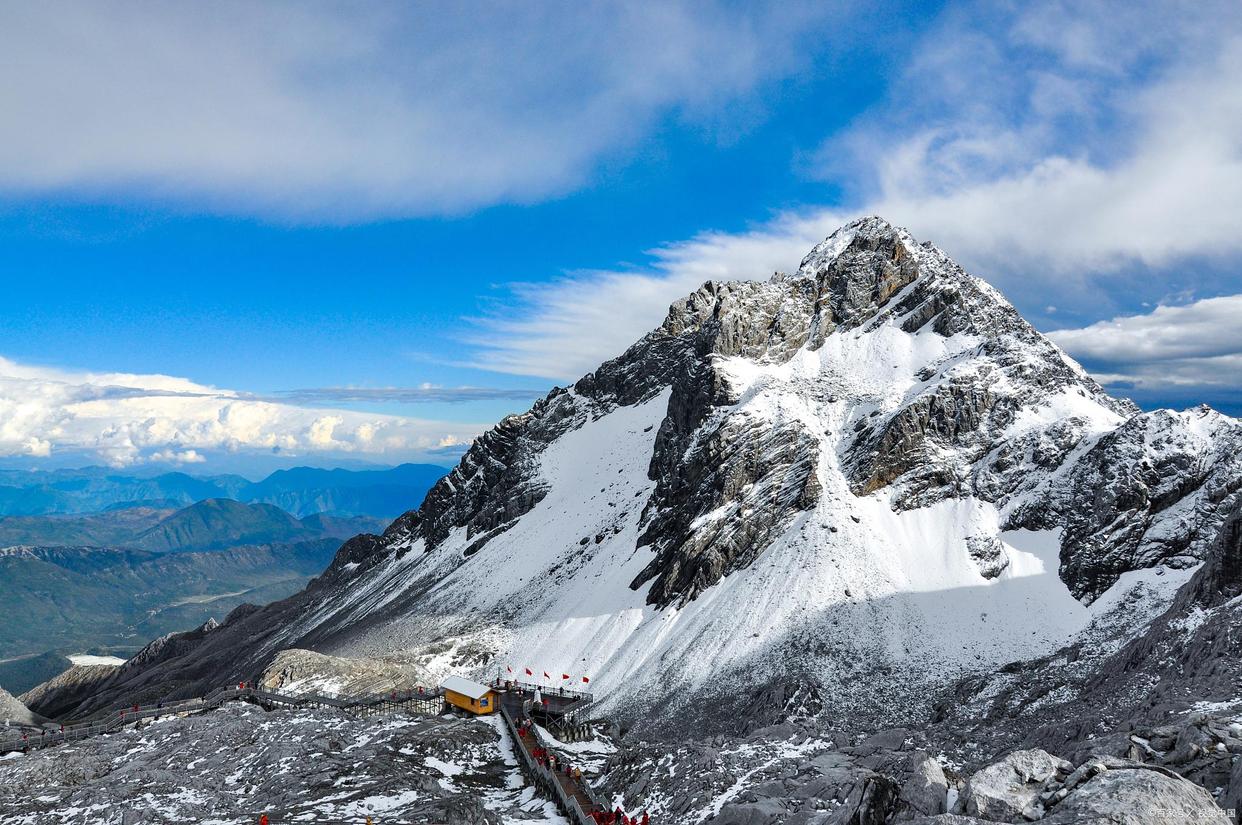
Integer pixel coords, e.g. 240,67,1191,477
1053,407,1242,601
390,389,589,555
633,404,822,607
894,751,950,821
258,648,431,696
965,536,1009,580
0,685,46,728
19,664,118,721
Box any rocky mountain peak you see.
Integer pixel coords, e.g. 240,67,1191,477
356,219,1146,608
51,218,1242,743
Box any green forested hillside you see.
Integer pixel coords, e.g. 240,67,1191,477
0,539,341,664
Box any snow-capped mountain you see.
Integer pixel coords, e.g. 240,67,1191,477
38,217,1242,733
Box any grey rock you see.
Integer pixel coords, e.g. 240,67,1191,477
257,648,432,696
965,535,1009,580
957,749,1071,821
895,751,950,820
1042,762,1231,824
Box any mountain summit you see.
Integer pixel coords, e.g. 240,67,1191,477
41,218,1242,733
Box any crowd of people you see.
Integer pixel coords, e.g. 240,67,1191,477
517,718,650,825
589,809,650,825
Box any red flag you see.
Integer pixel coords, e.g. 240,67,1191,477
581,675,590,683
562,673,570,680
525,667,532,676
543,671,550,679
506,665,512,673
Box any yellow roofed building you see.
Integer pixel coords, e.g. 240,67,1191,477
441,676,498,715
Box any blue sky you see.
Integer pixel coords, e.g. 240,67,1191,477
0,1,1240,473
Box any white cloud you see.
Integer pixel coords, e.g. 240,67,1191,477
811,2,1242,280
465,212,836,379
469,2,1242,382
1049,295,1242,391
0,1,834,220
149,448,206,465
0,356,484,466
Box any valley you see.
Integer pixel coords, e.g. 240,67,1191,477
0,465,446,695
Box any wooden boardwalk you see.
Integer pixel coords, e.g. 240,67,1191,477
494,682,646,825
516,721,602,817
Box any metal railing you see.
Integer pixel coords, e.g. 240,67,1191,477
493,678,593,704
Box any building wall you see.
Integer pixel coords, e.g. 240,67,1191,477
445,689,496,715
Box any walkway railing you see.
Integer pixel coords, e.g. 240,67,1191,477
494,678,593,703
496,678,595,729
500,703,597,825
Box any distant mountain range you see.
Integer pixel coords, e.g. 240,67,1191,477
0,463,448,519
0,498,384,552
0,497,396,689
0,537,343,670
0,464,448,694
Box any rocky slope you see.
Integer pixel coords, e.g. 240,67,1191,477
924,498,1242,785
0,701,555,824
0,685,46,729
257,648,432,697
33,218,1241,745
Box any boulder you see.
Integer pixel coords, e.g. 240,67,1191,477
957,748,1070,821
1042,762,1231,824
894,751,949,820
828,773,899,825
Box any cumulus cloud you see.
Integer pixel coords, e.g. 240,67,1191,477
0,356,484,466
1050,295,1242,394
0,1,834,221
469,1,1242,383
149,448,206,465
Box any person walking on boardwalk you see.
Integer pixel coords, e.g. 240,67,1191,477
258,814,269,825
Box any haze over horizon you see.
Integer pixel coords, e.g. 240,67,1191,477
2,1,1241,473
